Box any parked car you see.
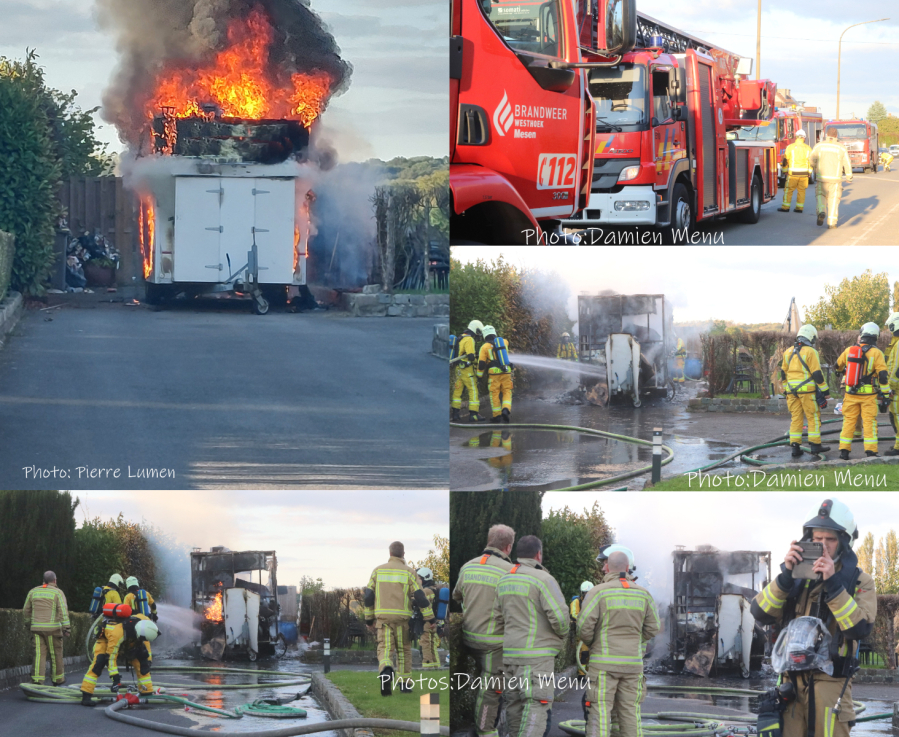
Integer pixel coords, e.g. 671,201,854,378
890,144,899,156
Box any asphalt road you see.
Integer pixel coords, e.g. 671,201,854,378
0,301,447,489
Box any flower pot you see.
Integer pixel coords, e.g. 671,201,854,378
84,263,116,287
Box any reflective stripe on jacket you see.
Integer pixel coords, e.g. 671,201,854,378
457,333,477,368
557,343,578,360
781,345,828,394
364,556,433,623
837,345,889,395
887,337,899,392
784,141,812,174
453,547,515,650
23,583,71,631
809,141,853,182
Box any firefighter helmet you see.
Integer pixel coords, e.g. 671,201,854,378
134,620,159,642
417,567,433,581
859,322,880,344
109,574,124,587
795,129,806,138
596,544,636,572
802,497,858,547
562,332,570,338
580,581,594,594
886,313,899,334
467,320,484,337
481,325,497,340
126,576,140,589
797,325,818,347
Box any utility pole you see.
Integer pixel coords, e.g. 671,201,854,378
756,0,762,79
837,18,889,119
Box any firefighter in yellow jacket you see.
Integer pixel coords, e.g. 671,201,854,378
570,581,594,684
124,577,158,622
23,571,71,686
557,332,578,361
80,609,159,705
492,535,568,737
364,541,434,696
478,325,513,424
781,325,831,457
779,129,813,213
809,129,853,228
880,150,893,172
453,524,516,737
416,567,441,669
578,549,660,737
452,320,484,423
751,499,876,737
673,338,687,382
885,313,899,456
835,323,889,459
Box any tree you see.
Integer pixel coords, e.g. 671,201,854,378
875,530,899,595
867,101,888,126
449,491,543,589
71,518,126,611
893,281,899,313
803,270,890,330
413,534,450,583
879,116,899,148
857,531,875,579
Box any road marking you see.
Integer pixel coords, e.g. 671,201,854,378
846,199,899,245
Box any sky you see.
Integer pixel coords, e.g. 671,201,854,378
541,491,899,603
637,0,899,121
0,0,446,162
72,490,449,594
452,246,899,325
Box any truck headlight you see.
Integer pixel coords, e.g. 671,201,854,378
618,166,640,182
614,201,650,211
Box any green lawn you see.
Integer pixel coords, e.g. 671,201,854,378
649,465,899,491
325,669,449,735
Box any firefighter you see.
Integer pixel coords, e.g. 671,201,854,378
103,574,125,605
492,535,568,737
124,577,158,622
452,320,485,423
363,541,435,696
781,325,831,457
578,549,660,737
879,150,893,172
885,313,899,457
478,325,513,424
452,524,516,737
80,612,159,705
809,128,853,228
672,339,687,383
835,323,889,459
416,567,441,670
779,129,813,213
570,581,593,688
557,332,579,361
750,499,875,737
23,571,71,686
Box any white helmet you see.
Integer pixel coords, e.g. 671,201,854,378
802,498,858,546
580,580,594,594
417,567,433,580
797,325,818,347
126,576,140,589
596,544,636,572
482,325,497,340
886,313,899,334
467,320,484,336
109,574,124,587
134,619,159,642
859,322,880,344
795,129,806,138
562,332,570,338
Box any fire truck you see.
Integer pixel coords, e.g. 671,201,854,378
732,108,822,187
560,4,779,242
450,0,598,244
823,119,879,173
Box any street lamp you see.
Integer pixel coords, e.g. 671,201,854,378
836,18,889,119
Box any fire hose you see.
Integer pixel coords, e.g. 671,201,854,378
449,421,675,490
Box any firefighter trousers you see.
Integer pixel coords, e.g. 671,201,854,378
452,365,479,412
815,180,843,227
787,393,822,444
586,670,645,737
783,175,809,210
376,619,411,678
488,373,513,418
890,393,899,450
420,622,440,668
81,633,122,694
470,647,505,737
839,394,878,452
31,630,65,685
673,358,685,382
504,659,555,737
783,673,854,737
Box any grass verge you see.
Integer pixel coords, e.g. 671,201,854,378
649,464,899,491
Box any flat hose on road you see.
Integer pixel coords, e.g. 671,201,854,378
451,421,674,490
106,696,450,735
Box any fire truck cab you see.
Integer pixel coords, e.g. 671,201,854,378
824,119,879,173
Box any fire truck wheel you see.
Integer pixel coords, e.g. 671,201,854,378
664,182,693,244
738,174,762,224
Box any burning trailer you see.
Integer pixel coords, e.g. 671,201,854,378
577,294,675,406
668,546,771,678
191,547,286,661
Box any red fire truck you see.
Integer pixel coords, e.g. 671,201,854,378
731,109,805,188
823,119,879,173
559,7,779,241
450,0,601,244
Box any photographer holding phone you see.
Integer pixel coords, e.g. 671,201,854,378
751,498,876,737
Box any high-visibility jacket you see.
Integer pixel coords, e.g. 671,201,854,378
880,152,894,165
781,345,829,396
457,332,477,368
102,585,122,607
783,141,813,175
887,336,899,392
809,141,853,182
836,345,889,396
477,341,511,377
557,342,578,360
124,589,157,619
453,547,515,651
577,572,660,673
492,558,568,663
364,556,434,624
23,583,71,633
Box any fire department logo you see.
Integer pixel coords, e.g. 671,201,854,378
493,90,514,137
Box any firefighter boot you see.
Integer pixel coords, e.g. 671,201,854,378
451,408,461,422
501,408,511,424
469,412,483,423
791,443,803,457
110,674,121,693
399,678,413,694
380,666,393,697
840,449,851,460
81,691,95,707
817,212,825,226
866,450,879,457
778,206,790,212
809,443,831,455
490,416,501,424
885,449,899,456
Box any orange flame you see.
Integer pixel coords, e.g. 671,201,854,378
146,7,330,127
138,196,156,279
205,591,224,623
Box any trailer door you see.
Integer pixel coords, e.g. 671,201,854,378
252,178,296,284
173,177,223,282
219,178,256,281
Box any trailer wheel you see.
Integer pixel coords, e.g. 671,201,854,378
274,633,288,659
254,296,270,315
738,174,762,224
632,397,642,408
247,648,258,662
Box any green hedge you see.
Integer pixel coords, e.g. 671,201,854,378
0,607,94,670
0,231,13,301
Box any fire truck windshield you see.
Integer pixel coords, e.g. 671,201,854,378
588,65,647,128
826,124,868,140
731,121,777,142
479,0,562,59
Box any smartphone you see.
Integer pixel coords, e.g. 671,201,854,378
792,542,824,579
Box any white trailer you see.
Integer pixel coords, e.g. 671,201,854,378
606,333,643,407
141,158,307,314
